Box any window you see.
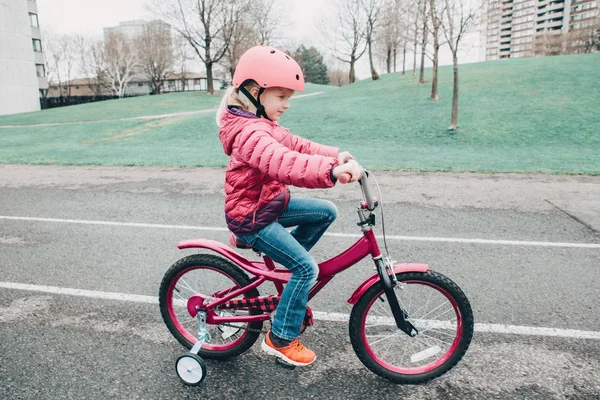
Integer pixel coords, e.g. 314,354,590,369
29,13,39,27
138,83,143,87
32,39,42,52
75,86,80,89
35,63,45,77
572,2,598,12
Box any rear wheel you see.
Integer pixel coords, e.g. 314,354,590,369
159,254,263,360
349,270,474,384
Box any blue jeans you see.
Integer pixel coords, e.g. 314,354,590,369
237,197,337,341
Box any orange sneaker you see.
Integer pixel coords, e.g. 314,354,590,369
261,330,316,366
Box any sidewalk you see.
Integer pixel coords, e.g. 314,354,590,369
1,164,599,233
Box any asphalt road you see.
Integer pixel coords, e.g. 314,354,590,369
1,165,599,399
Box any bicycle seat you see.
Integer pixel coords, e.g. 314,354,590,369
228,232,253,250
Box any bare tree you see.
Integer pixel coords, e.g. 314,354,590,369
78,36,107,96
220,0,281,81
533,31,564,56
377,0,405,74
326,57,351,86
322,0,368,84
43,30,78,99
173,35,193,91
418,0,429,83
136,24,174,94
402,19,410,74
148,0,249,94
439,0,482,130
567,15,600,54
411,7,420,76
362,0,381,80
252,0,280,45
224,16,257,80
104,33,140,98
429,0,442,100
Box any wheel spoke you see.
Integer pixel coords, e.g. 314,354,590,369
358,276,471,378
369,332,403,346
161,258,263,355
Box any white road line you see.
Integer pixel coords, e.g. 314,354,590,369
1,215,599,248
1,281,599,340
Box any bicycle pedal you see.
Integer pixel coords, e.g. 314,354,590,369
275,358,296,370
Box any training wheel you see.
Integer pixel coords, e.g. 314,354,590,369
275,357,296,370
176,354,207,386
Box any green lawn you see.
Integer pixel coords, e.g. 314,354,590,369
0,83,334,126
0,54,598,174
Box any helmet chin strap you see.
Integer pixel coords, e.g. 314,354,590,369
239,86,270,120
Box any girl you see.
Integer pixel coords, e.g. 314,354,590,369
216,45,362,366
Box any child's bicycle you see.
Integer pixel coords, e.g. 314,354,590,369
159,162,474,385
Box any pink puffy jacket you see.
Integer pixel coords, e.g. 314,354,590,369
219,106,339,235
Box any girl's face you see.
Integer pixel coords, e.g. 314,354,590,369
259,87,295,122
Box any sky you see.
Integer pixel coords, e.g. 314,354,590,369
36,0,485,80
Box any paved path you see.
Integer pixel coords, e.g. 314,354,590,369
1,165,599,399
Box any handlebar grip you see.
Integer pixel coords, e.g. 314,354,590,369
338,173,351,184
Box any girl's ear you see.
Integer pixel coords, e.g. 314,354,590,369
249,86,261,99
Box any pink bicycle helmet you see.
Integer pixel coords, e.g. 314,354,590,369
233,46,305,92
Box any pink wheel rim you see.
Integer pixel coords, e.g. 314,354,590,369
360,280,463,375
166,265,251,351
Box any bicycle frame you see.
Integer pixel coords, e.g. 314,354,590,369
178,224,428,331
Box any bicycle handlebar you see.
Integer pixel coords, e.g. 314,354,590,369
343,159,376,211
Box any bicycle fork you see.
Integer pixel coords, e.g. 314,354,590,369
375,258,418,337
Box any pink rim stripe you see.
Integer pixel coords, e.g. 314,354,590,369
361,281,463,375
166,266,250,351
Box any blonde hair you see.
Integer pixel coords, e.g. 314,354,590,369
215,80,261,127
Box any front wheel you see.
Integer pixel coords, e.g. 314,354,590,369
349,270,474,384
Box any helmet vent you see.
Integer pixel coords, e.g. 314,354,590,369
270,50,276,54
285,55,290,60
296,74,300,80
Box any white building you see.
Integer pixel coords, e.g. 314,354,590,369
103,19,171,42
486,0,599,60
0,0,48,116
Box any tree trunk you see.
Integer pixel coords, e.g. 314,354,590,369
430,0,440,101
449,54,459,130
430,46,439,100
349,59,356,83
206,62,214,94
419,0,428,84
419,47,426,83
368,39,380,80
386,46,392,74
412,12,419,76
393,45,397,73
402,41,406,75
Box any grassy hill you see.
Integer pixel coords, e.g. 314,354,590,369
0,54,598,174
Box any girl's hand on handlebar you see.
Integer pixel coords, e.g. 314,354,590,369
333,161,363,184
337,151,354,165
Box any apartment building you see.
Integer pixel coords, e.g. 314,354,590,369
486,0,599,60
103,19,171,42
0,0,49,115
